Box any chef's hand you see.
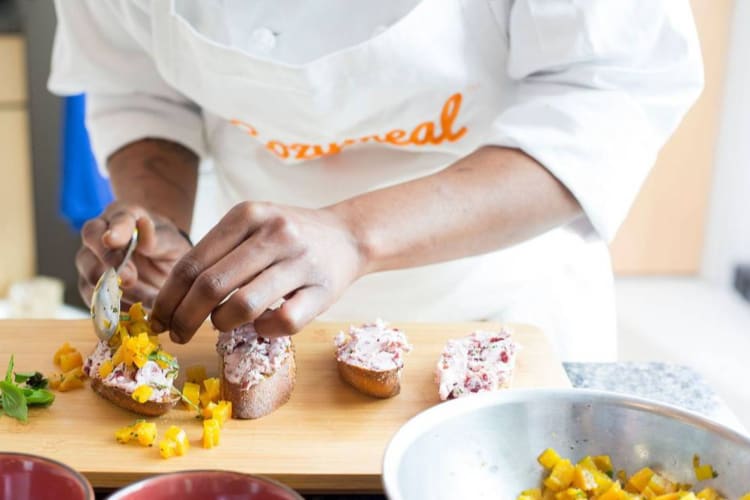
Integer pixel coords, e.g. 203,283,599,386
77,202,193,309
149,202,364,344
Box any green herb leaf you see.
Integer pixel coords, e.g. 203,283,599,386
23,388,55,406
14,372,34,383
4,355,14,383
0,380,28,422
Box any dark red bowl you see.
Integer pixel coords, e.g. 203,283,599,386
0,452,94,500
107,470,303,500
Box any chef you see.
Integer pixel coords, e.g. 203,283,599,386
49,0,703,361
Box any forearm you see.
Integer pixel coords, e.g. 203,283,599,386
107,138,199,232
332,146,582,274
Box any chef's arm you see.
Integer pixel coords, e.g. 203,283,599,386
107,138,199,233
332,146,581,274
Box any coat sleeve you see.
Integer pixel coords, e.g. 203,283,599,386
48,0,206,171
487,0,704,241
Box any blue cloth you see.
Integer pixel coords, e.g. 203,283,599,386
60,94,113,230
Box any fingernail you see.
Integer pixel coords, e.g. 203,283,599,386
150,318,165,333
169,331,182,344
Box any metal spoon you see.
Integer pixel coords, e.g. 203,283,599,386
91,228,139,342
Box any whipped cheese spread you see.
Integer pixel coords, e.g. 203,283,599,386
84,340,175,402
436,329,518,401
334,319,412,372
216,323,291,390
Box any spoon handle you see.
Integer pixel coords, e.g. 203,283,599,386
116,228,139,275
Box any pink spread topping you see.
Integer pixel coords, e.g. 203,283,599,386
216,323,291,390
84,340,175,402
334,319,412,372
436,329,518,401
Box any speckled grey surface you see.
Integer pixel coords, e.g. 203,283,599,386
562,361,722,416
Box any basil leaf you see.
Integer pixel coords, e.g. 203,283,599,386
4,355,14,383
23,388,55,406
0,380,28,422
14,372,34,383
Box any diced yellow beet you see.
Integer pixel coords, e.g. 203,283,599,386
594,455,614,474
554,488,586,500
182,382,200,409
653,493,682,500
111,344,125,366
159,439,177,459
738,494,750,500
538,448,563,469
696,488,720,500
59,350,83,372
648,473,676,495
131,385,154,403
98,360,113,378
186,365,207,384
544,459,575,492
134,421,157,447
591,469,615,495
202,418,221,449
599,481,626,500
48,372,64,390
616,470,628,484
128,302,147,322
627,467,655,493
542,489,556,500
53,342,76,365
115,426,132,444
58,367,85,392
572,466,597,491
517,489,542,500
200,377,221,407
164,426,189,455
680,494,698,500
694,465,715,482
577,456,598,472
642,486,658,499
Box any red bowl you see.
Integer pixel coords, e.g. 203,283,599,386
108,470,304,500
0,452,94,500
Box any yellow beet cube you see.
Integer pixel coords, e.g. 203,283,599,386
594,455,613,474
131,385,154,403
572,466,597,491
577,456,597,472
186,365,207,384
128,302,147,322
554,488,586,500
59,350,83,372
648,473,676,495
538,448,563,469
115,426,132,444
599,481,626,500
738,494,750,500
53,342,76,365
544,459,575,492
98,360,113,379
696,488,720,500
164,426,189,455
694,465,715,482
200,377,221,407
159,439,177,459
627,467,655,493
517,488,542,500
652,493,682,500
680,494,698,500
58,367,85,392
48,372,64,390
202,418,221,449
182,382,200,409
133,421,157,447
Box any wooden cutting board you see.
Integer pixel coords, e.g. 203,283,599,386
0,320,569,492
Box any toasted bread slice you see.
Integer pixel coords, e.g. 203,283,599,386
220,352,296,419
336,360,401,398
90,377,178,417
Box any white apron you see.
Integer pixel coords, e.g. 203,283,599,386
148,0,617,361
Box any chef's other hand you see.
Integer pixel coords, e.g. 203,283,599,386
150,202,364,344
77,202,193,310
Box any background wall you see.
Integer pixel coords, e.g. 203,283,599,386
701,0,750,288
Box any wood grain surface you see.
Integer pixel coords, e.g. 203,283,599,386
0,320,569,492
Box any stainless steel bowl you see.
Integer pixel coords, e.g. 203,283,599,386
383,389,750,500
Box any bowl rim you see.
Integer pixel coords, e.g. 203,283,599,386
106,469,304,500
0,451,95,500
381,387,750,500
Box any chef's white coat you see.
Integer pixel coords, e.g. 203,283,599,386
49,0,703,361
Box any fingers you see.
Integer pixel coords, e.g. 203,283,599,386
208,260,306,335
253,286,328,338
101,205,155,252
150,202,269,335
